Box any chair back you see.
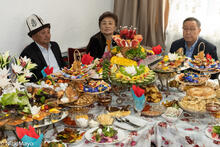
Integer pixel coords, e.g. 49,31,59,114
68,47,87,67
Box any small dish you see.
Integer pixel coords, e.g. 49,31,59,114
161,107,183,122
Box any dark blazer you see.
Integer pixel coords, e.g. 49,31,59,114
170,37,218,60
86,32,117,59
20,41,65,82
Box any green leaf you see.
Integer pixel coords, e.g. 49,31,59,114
213,126,220,135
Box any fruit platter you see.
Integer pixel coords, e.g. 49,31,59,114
85,125,126,144
110,64,156,87
150,53,186,73
112,26,146,61
176,72,210,86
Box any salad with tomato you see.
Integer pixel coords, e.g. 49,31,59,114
207,125,220,140
91,125,118,143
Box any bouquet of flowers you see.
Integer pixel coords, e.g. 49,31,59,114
0,51,37,93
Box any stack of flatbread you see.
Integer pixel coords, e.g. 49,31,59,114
179,86,220,112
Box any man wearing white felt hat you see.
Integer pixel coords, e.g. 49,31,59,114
20,14,65,82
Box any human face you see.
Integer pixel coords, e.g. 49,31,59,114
32,27,51,48
100,17,116,36
183,20,201,45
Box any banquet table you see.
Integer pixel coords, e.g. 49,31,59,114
3,81,220,147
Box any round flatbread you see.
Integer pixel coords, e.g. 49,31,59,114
186,86,216,99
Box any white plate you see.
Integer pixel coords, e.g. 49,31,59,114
113,115,147,131
34,111,68,128
45,129,84,146
85,127,127,145
205,126,220,141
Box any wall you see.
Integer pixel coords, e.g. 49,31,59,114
0,0,114,56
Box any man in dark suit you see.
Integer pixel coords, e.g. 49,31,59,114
20,14,65,82
170,17,218,60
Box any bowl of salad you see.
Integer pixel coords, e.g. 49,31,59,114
85,125,126,144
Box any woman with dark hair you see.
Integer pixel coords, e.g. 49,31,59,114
86,11,118,58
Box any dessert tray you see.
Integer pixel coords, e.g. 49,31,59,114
34,111,68,128
61,70,89,81
78,80,111,94
176,72,210,86
150,53,186,73
188,60,220,73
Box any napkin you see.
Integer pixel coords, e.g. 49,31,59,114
21,134,43,147
152,45,162,55
132,85,145,97
16,126,39,139
41,66,53,78
81,53,94,65
16,126,43,147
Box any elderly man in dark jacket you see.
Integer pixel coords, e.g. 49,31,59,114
20,14,65,82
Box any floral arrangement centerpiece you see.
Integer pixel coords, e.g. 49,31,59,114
99,26,156,86
0,51,37,115
111,26,154,61
0,51,37,94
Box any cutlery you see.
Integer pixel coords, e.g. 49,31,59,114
115,117,140,128
124,118,141,128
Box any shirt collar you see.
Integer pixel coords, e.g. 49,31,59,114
35,42,51,52
184,37,199,50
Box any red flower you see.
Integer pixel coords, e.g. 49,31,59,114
152,45,162,55
81,53,94,65
206,53,212,60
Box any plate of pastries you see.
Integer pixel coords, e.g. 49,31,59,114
188,50,220,73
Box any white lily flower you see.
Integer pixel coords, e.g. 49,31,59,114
0,77,11,89
168,53,178,61
23,69,33,78
11,63,23,74
0,68,10,79
12,80,24,90
20,56,30,64
125,66,137,76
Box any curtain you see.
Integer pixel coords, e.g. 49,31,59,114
166,0,220,57
114,0,169,49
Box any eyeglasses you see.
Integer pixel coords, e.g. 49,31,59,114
182,27,197,32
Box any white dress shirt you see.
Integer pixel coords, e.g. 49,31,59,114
36,42,60,73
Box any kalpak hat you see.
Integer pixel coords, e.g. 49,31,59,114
26,14,50,37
